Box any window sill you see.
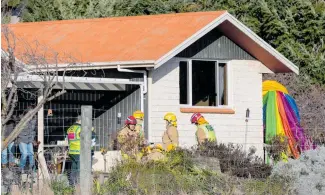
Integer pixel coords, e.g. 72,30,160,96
180,107,235,114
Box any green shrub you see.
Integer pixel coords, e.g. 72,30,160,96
51,179,74,195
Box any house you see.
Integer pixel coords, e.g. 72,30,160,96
2,11,298,167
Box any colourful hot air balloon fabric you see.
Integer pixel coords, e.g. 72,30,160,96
262,80,314,163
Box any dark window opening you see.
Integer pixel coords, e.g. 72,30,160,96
179,61,188,104
192,60,216,106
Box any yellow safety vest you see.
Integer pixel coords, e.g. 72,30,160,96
135,123,144,138
67,124,81,155
197,124,217,143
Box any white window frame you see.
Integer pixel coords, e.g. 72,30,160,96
179,58,233,109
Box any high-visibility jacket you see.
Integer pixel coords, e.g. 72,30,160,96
135,123,144,139
67,123,95,155
196,124,216,144
67,123,81,155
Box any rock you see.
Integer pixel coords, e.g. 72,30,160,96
192,156,221,172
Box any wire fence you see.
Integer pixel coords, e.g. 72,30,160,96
1,107,324,195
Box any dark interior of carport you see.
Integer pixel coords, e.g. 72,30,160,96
15,69,144,153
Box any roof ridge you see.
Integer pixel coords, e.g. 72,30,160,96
6,11,227,27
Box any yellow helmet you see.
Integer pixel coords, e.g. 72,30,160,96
144,146,152,154
133,110,144,120
166,144,176,152
155,143,164,151
197,117,208,125
100,147,107,155
164,113,177,127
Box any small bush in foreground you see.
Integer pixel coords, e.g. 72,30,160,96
196,142,272,178
51,179,74,195
271,146,325,195
98,149,238,195
265,135,290,162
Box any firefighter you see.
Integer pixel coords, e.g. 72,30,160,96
133,110,145,139
140,113,179,163
142,143,166,162
190,113,216,145
162,113,179,151
117,116,144,161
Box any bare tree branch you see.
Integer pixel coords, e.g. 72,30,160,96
2,101,44,149
1,26,72,150
2,90,18,125
47,89,67,102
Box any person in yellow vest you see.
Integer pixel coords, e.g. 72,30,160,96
162,113,179,151
190,113,217,145
117,116,144,161
66,116,94,185
133,110,145,139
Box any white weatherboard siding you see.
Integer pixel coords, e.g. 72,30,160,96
150,58,265,157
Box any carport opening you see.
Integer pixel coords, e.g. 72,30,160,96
14,69,145,151
43,85,141,151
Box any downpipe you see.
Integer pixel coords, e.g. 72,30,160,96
117,65,147,94
117,65,148,129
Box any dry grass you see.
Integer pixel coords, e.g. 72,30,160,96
11,183,54,195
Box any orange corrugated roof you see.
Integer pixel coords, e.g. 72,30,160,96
2,11,226,64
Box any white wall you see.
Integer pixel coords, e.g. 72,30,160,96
92,151,122,172
149,58,266,157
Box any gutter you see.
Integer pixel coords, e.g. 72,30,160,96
0,50,155,72
28,61,155,71
26,63,155,72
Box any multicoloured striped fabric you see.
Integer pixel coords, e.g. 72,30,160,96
262,80,314,163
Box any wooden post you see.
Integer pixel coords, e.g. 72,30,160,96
80,106,92,195
37,90,50,184
37,91,44,163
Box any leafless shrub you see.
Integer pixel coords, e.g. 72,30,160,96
1,26,73,150
265,135,290,162
195,142,272,178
